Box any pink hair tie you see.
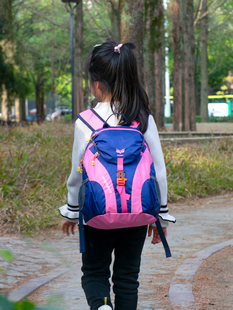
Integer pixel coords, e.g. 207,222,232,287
114,43,123,54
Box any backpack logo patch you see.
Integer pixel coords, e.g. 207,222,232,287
116,148,125,155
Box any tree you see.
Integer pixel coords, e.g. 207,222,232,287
154,0,165,130
74,0,84,115
182,0,196,131
120,0,144,83
0,0,13,105
171,0,182,131
108,0,122,42
144,0,165,130
200,0,208,122
12,0,72,121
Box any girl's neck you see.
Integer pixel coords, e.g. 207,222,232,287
101,94,112,102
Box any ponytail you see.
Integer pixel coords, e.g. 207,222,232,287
86,41,150,133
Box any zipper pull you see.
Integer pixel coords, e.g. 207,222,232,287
92,152,99,166
77,159,83,173
86,133,96,142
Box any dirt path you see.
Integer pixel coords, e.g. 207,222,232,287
193,245,233,310
1,194,233,309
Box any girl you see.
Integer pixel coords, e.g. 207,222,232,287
59,41,175,310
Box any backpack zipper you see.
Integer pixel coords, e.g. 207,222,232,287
77,159,84,173
92,152,99,166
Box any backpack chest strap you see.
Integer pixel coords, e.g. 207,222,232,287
116,157,130,213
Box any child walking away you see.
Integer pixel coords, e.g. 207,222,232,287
59,41,176,310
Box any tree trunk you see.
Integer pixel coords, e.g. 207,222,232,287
20,98,26,121
144,0,156,114
51,0,55,113
195,40,200,115
154,0,165,130
182,0,196,131
200,0,209,122
171,0,182,131
120,0,144,84
74,1,84,115
35,74,45,123
109,0,121,41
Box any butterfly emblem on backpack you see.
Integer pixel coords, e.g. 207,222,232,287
116,148,125,155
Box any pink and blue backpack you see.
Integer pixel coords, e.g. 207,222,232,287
77,109,171,257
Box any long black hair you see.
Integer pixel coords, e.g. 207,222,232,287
85,41,151,133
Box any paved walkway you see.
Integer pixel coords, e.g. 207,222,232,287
0,194,233,309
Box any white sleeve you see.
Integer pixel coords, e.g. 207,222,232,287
144,115,176,225
59,119,88,222
144,115,167,205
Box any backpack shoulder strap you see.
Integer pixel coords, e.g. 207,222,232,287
77,108,105,131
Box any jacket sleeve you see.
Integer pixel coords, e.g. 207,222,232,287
144,115,176,226
59,120,87,223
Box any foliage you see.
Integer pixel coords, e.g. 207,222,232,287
165,115,203,124
205,1,233,89
61,113,72,123
0,295,61,310
164,116,173,124
209,115,233,122
195,115,202,123
0,250,13,262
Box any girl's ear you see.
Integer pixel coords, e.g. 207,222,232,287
95,80,100,90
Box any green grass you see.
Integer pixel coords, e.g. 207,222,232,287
164,139,233,201
0,122,233,233
0,122,73,233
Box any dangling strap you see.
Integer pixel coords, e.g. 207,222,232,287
79,212,85,253
156,218,171,258
77,108,105,131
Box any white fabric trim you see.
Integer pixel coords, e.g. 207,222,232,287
150,219,169,228
59,204,79,223
159,213,176,223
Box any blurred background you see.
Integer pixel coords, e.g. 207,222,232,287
0,0,233,130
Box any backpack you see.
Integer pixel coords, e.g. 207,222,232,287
77,108,171,257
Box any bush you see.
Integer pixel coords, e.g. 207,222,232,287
165,115,202,123
165,116,173,123
209,115,233,123
61,113,72,124
195,115,202,123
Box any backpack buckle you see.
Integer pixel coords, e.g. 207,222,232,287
117,171,127,185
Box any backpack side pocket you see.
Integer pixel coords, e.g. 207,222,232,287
78,178,88,211
150,176,161,206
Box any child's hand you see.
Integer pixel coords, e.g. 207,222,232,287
61,220,76,236
148,226,167,245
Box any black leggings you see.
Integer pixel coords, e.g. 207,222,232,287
81,225,147,310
